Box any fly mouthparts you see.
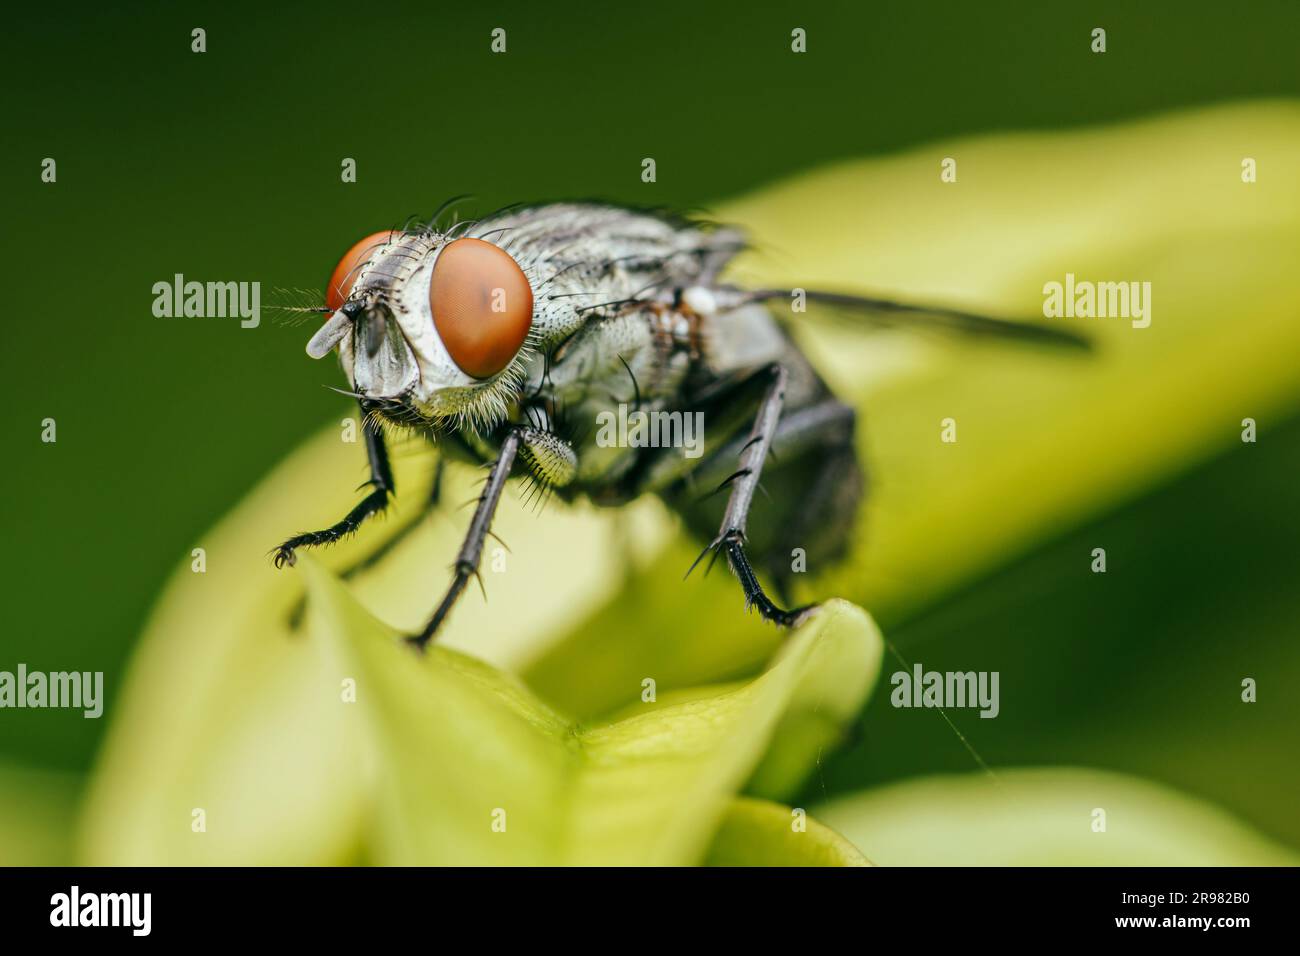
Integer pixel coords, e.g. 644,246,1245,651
305,309,352,359
363,309,388,358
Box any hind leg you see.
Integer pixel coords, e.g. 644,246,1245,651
682,395,861,609
658,364,861,625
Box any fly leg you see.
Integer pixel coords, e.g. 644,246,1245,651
688,363,814,627
273,408,393,568
681,397,860,607
286,457,443,629
410,427,575,649
337,456,444,581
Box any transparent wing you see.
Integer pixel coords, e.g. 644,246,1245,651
746,288,1092,351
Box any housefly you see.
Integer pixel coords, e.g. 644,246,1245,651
274,202,1087,647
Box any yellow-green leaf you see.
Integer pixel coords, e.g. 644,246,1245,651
77,435,666,865
524,100,1300,729
730,100,1300,626
814,768,1300,866
303,557,879,865
704,797,870,867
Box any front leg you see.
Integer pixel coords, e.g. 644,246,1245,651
273,408,394,568
410,426,575,649
690,363,814,627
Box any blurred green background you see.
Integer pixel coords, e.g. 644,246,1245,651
3,1,1299,850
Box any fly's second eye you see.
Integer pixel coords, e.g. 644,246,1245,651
326,231,393,312
429,238,534,379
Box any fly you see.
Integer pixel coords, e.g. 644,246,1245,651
273,202,1088,648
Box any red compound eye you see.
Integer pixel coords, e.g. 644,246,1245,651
325,231,393,313
428,238,534,379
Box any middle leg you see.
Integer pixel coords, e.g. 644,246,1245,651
409,427,576,649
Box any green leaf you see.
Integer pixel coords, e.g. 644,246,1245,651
703,797,870,867
302,557,879,865
813,768,1300,866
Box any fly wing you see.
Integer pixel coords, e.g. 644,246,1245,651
745,288,1092,351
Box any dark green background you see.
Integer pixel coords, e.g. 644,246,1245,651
4,1,1298,844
